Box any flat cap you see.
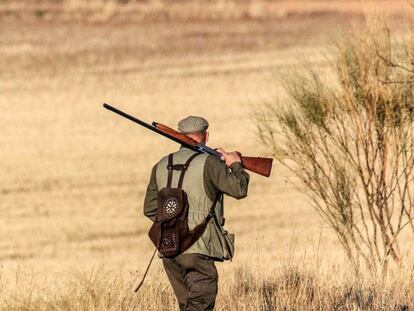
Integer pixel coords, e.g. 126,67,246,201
177,116,209,134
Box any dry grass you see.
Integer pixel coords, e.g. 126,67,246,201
3,262,414,310
1,1,414,310
0,0,413,22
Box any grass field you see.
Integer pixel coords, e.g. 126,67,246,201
2,1,414,309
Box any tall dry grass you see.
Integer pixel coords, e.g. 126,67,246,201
2,261,414,310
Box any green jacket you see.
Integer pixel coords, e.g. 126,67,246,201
143,147,249,260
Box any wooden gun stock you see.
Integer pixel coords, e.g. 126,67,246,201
154,122,273,177
240,156,273,177
153,123,199,147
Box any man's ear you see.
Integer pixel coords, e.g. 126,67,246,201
205,131,209,144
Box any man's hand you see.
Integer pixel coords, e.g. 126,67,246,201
218,147,242,167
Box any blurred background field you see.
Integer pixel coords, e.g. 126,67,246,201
1,1,414,309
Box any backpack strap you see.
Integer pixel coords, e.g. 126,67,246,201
177,152,201,189
167,154,174,188
206,192,222,221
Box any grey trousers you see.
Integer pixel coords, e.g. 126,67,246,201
163,254,218,311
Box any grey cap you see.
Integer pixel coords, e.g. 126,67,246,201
177,116,209,134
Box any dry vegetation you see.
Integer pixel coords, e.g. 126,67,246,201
0,0,411,23
1,1,414,310
256,20,414,275
4,264,414,310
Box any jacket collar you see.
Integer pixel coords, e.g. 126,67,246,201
179,145,196,152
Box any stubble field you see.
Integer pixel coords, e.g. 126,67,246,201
2,1,414,310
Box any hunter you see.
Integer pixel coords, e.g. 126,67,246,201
143,115,250,311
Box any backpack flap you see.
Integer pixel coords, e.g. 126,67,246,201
156,187,185,222
148,187,187,257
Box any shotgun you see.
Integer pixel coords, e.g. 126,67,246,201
103,103,273,177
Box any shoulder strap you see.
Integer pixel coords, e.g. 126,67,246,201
177,152,201,189
167,153,174,188
206,192,222,221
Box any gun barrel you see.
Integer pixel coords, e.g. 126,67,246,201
103,103,197,150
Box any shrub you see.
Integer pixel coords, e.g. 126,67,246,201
255,22,414,274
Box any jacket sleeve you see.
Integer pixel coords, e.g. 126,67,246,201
204,155,250,200
143,164,158,221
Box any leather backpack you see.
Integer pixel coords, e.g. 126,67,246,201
148,152,219,258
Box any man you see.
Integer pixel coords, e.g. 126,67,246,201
143,115,250,311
